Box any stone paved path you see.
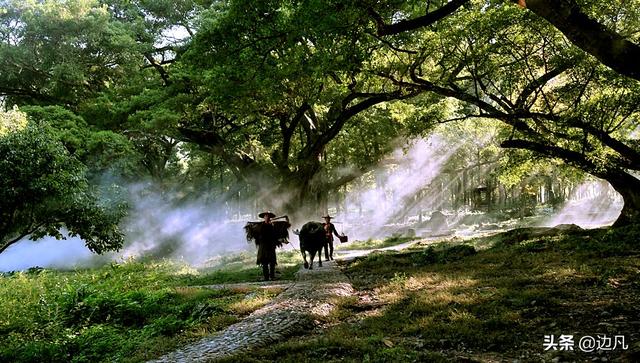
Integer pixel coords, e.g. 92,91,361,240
148,260,353,362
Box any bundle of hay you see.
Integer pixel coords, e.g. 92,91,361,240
243,220,291,247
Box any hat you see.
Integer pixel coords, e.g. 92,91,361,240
259,211,276,218
322,215,333,219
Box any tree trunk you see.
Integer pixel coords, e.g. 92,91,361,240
276,168,329,220
604,171,640,226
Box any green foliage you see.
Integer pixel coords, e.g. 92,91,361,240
0,0,638,222
0,0,199,182
325,96,444,175
463,223,640,258
547,224,640,257
166,0,445,209
20,105,140,177
0,260,279,362
599,224,640,254
0,117,125,254
0,105,28,135
0,0,140,106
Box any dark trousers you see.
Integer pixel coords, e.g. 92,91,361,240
262,263,276,280
324,239,334,260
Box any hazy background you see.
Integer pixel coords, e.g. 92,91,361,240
0,134,624,272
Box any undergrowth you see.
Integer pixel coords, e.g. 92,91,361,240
0,254,292,363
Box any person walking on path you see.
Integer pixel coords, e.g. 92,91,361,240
322,214,340,261
254,211,290,280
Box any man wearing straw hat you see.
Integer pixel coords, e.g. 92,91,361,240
322,214,341,261
255,211,281,280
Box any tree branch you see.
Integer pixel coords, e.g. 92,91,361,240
0,222,46,254
176,126,256,180
513,0,640,81
514,64,570,109
368,0,470,36
527,112,640,169
501,138,600,173
143,53,170,85
326,165,375,190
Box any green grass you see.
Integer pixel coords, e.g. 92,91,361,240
335,236,420,251
223,226,640,362
191,249,302,285
0,249,300,363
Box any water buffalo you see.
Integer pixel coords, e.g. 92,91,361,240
297,221,327,269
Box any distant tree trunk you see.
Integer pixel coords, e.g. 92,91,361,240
487,177,494,212
463,170,469,208
545,176,553,205
276,160,330,220
452,177,459,209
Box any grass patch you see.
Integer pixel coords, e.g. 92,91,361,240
225,226,640,362
336,236,420,251
191,248,302,285
0,259,286,363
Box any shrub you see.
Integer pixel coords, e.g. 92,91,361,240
144,315,186,336
412,244,477,265
597,224,640,256
0,261,278,362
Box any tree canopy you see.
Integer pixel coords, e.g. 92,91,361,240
1,0,639,253
361,0,640,224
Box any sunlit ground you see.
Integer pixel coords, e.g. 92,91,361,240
220,227,640,362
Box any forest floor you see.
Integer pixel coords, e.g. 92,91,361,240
147,235,422,362
0,253,302,362
220,225,640,363
2,226,640,362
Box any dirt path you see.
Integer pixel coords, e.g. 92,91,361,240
147,260,353,363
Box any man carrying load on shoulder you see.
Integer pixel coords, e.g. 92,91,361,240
253,211,290,281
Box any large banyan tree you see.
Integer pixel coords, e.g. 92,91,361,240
172,0,435,215
170,0,640,224
361,0,640,225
